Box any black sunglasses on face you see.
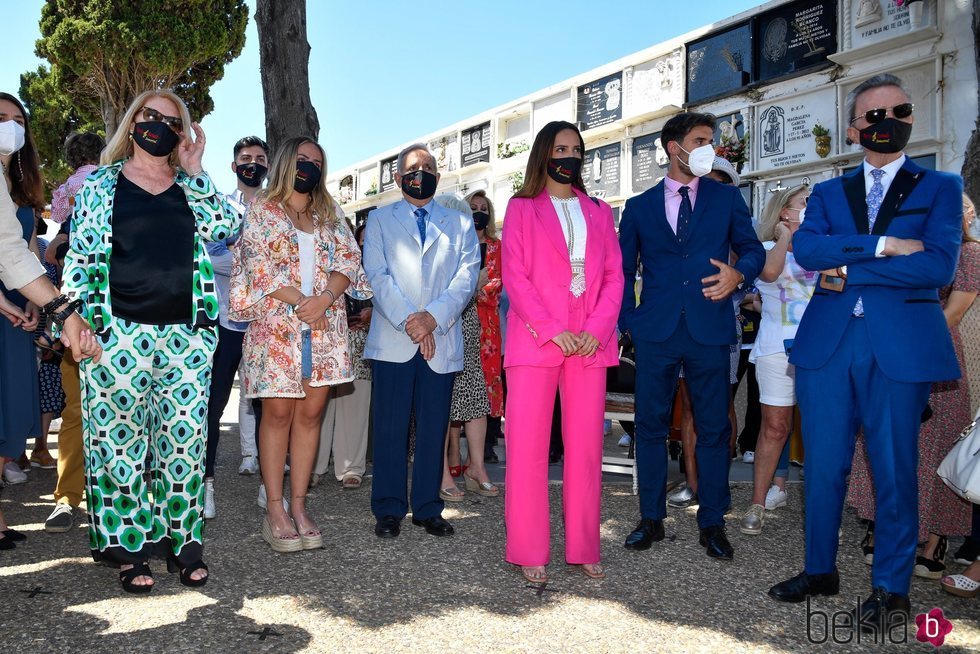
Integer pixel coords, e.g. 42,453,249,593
850,103,914,125
140,106,183,132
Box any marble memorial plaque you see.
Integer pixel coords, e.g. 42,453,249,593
582,142,622,198
631,132,670,193
577,72,623,131
757,0,837,81
687,23,752,104
461,122,492,167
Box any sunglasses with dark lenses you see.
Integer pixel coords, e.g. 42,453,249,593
851,103,914,125
140,106,183,132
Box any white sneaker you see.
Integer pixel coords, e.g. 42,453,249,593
742,451,755,464
257,483,288,512
238,455,259,475
765,484,788,510
204,479,216,519
3,461,27,485
618,434,632,448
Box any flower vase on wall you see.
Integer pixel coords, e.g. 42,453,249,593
907,0,924,29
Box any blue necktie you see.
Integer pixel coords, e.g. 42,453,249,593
414,207,427,247
677,186,693,242
854,169,886,316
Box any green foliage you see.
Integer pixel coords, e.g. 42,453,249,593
19,65,103,199
35,0,248,129
22,0,247,199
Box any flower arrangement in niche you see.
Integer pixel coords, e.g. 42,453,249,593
811,123,831,158
510,171,524,194
497,140,530,159
715,130,749,172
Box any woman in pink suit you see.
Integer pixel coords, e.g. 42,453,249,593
502,121,624,584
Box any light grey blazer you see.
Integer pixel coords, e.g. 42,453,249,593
0,172,45,290
362,199,479,374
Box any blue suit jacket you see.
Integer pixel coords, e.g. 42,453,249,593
618,177,765,346
790,158,962,383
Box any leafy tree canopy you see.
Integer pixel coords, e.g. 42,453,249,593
24,0,248,196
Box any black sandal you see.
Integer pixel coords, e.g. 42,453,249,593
167,556,209,587
119,562,154,594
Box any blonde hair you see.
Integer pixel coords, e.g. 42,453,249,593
964,193,978,244
758,184,808,242
465,189,498,240
259,136,338,224
101,89,193,169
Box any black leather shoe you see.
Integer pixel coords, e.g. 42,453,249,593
374,515,401,538
412,515,455,537
624,518,665,550
699,525,734,560
842,588,911,634
768,569,840,603
484,451,499,464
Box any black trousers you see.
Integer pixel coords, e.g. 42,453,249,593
205,325,245,478
733,348,761,454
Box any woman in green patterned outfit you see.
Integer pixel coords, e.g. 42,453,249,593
62,90,239,593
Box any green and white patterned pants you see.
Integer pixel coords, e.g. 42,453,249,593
80,319,217,565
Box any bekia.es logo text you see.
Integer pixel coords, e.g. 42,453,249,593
807,598,953,646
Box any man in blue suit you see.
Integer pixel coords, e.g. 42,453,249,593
619,113,764,559
362,143,479,539
768,75,963,629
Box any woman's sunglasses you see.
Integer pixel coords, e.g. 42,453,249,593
850,103,914,125
140,106,183,132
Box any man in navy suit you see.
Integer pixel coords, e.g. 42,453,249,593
768,74,962,629
619,113,764,559
362,144,479,539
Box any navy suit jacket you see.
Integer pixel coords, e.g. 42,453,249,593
790,158,962,383
618,177,765,346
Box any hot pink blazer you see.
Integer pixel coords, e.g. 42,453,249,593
501,187,624,368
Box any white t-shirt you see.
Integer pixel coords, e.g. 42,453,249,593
749,241,817,362
296,228,315,330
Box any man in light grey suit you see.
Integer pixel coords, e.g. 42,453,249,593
363,143,479,538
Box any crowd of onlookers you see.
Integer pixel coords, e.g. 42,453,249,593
1,74,979,623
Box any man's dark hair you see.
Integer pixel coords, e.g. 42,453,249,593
661,112,716,152
233,136,269,158
64,131,105,170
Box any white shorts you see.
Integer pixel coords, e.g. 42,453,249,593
754,352,796,407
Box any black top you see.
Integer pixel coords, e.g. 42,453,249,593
108,172,195,325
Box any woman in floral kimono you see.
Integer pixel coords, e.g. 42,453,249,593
231,136,369,553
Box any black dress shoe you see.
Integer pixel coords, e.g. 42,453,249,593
484,451,499,464
768,569,840,603
624,518,665,550
412,515,455,537
374,515,401,538
699,525,734,560
842,588,911,634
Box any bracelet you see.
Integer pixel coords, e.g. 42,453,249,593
324,289,336,305
49,299,83,327
42,294,70,315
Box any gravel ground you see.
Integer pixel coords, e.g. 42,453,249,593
2,413,978,653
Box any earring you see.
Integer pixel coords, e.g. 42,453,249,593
129,132,134,141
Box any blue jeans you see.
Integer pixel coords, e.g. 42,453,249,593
301,329,312,380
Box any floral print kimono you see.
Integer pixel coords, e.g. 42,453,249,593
230,199,371,398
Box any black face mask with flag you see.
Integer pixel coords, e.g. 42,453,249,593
293,160,321,193
235,162,268,188
858,118,913,154
546,157,582,184
132,122,179,157
401,169,438,200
